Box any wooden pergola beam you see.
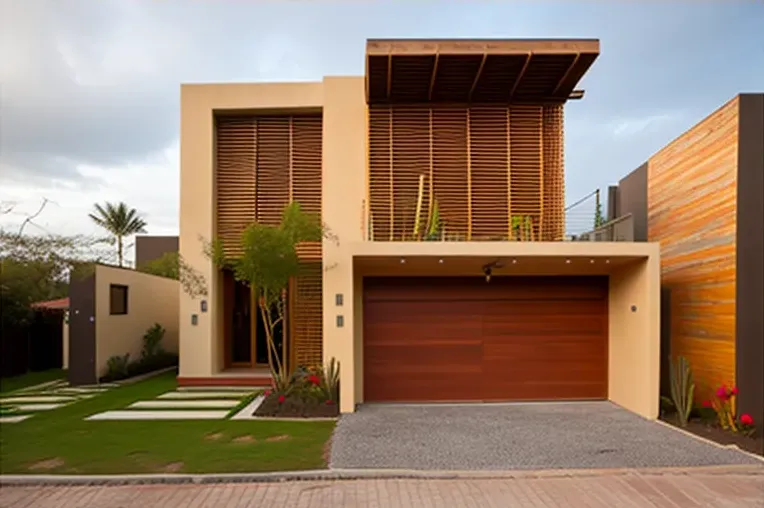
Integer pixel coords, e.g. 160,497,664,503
428,53,439,101
551,53,580,97
468,54,487,102
509,53,532,99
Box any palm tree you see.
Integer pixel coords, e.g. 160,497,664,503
88,202,147,267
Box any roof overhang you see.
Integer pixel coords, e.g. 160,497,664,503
365,38,599,104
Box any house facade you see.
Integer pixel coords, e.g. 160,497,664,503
179,39,661,419
609,93,764,428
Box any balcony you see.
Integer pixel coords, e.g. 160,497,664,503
359,199,635,243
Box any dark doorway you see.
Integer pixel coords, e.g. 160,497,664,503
231,280,252,365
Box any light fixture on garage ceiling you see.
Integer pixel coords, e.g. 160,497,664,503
481,259,504,283
512,259,517,264
590,259,595,264
565,259,571,264
400,258,406,264
438,259,444,264
605,259,610,264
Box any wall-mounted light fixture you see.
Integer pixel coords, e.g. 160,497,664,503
400,258,406,264
438,259,444,264
191,314,198,326
512,259,517,264
336,315,344,328
590,259,595,264
565,259,571,264
631,305,638,313
335,294,343,306
483,266,492,283
200,300,208,313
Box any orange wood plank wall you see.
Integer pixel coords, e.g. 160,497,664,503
647,97,740,402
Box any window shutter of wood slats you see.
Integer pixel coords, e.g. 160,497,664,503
367,104,563,242
215,113,324,366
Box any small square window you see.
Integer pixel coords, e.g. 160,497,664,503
110,284,128,315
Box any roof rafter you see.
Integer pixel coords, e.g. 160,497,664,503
551,53,580,97
508,53,532,100
468,54,487,102
428,53,439,101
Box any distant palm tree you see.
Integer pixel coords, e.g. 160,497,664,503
88,202,147,267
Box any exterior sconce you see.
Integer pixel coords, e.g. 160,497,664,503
200,300,208,313
191,314,198,326
631,305,637,312
335,294,343,306
336,315,344,328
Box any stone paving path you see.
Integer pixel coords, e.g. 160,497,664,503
1,468,762,507
85,388,257,421
0,381,116,424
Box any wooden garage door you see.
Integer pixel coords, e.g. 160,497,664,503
363,276,608,402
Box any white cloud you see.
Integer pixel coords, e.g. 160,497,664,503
609,113,679,137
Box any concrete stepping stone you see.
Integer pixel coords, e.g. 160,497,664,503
11,403,64,411
230,395,265,420
129,399,239,409
158,391,251,400
86,410,228,421
0,415,33,423
0,395,75,404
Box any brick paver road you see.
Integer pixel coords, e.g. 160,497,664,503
1,469,763,507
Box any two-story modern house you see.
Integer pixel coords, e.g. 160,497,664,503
178,39,661,419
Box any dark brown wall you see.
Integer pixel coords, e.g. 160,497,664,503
134,235,178,268
68,268,97,385
614,162,648,241
735,93,764,434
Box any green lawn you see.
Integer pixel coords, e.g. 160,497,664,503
0,372,335,475
0,369,66,395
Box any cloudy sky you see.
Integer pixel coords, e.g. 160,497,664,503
1,1,763,247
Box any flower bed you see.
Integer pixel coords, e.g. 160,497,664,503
253,359,340,419
661,383,762,456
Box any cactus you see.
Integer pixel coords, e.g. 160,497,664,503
669,356,695,427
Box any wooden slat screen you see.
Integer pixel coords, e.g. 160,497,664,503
542,105,565,241
368,104,562,241
215,113,324,366
291,263,324,368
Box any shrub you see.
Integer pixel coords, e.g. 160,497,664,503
106,353,130,379
141,323,166,361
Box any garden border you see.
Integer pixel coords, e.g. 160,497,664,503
656,419,764,463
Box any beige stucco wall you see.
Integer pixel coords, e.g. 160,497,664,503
94,265,179,378
608,256,661,419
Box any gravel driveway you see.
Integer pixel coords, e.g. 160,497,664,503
329,402,763,470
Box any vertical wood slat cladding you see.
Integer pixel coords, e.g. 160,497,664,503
647,97,739,402
363,276,608,402
215,114,323,365
368,104,560,241
291,263,323,368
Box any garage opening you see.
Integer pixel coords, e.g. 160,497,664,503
363,276,608,403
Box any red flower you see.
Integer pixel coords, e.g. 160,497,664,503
702,400,712,408
278,395,286,404
740,414,754,426
325,399,335,405
308,374,321,386
731,386,739,396
716,385,729,400
263,390,271,397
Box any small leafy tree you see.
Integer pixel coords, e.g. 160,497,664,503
88,201,148,267
207,202,329,378
594,189,605,229
139,252,179,280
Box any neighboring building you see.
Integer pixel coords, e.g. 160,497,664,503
134,235,179,268
179,38,661,418
609,94,764,427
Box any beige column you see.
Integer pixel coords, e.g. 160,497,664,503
321,77,367,413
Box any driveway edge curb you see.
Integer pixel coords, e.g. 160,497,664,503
1,465,763,487
654,419,764,463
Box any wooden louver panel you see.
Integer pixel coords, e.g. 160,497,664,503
509,105,543,237
367,104,560,241
470,106,509,240
215,114,323,257
215,118,256,256
256,117,291,227
291,263,323,368
292,116,323,260
543,105,565,240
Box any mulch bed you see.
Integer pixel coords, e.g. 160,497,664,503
661,415,763,456
254,394,339,418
